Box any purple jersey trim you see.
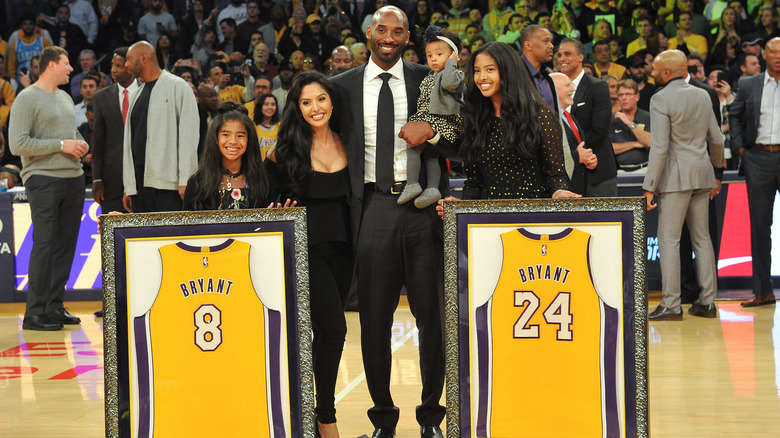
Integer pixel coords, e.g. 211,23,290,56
517,227,573,240
474,301,490,437
133,315,151,438
268,309,286,438
175,239,234,252
604,304,620,438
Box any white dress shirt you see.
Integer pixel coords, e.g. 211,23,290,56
363,58,409,183
757,72,780,145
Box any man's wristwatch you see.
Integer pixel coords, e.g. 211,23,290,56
630,122,638,129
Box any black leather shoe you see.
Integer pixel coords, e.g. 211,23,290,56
421,425,443,438
648,305,682,321
94,310,104,318
688,302,717,318
23,315,63,331
371,427,396,438
680,295,698,305
45,308,81,324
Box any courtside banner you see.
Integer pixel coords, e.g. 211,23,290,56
442,198,649,438
100,208,315,438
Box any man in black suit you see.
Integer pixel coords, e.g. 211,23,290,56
92,47,138,214
330,6,450,438
730,37,780,307
551,72,597,195
558,37,618,197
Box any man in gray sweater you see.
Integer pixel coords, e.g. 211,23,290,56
9,46,90,331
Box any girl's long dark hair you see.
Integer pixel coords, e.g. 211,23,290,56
460,42,542,165
188,101,270,209
253,93,280,127
275,71,341,197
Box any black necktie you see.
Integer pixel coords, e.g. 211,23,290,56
376,72,394,191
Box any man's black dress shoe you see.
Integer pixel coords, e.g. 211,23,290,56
421,425,443,438
94,310,104,318
371,427,396,438
22,315,63,331
648,305,682,321
741,294,776,307
688,302,717,318
45,308,81,324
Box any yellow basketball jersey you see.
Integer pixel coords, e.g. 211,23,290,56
475,228,619,438
132,239,279,437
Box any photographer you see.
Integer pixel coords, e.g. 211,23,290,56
207,59,254,104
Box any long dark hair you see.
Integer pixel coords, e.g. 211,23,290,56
461,42,542,165
275,71,341,197
188,102,270,209
253,93,280,126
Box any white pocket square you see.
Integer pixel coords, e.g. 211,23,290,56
577,102,585,106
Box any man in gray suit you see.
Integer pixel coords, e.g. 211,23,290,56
643,49,725,321
730,37,780,307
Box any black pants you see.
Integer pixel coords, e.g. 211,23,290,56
309,241,352,424
24,174,85,317
743,148,780,295
356,190,446,428
131,187,182,213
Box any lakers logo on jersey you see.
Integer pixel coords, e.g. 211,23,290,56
130,239,286,437
474,228,620,438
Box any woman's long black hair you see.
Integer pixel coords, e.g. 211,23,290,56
275,71,341,198
460,42,543,165
253,93,280,127
188,101,270,209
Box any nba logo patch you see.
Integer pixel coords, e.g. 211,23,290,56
203,257,209,268
541,244,547,256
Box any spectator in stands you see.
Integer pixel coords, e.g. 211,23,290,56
217,0,249,43
7,12,52,82
46,4,88,70
329,45,355,75
138,0,179,47
75,74,98,127
208,63,253,103
249,41,278,79
712,6,741,46
70,49,97,98
108,17,140,53
592,39,626,79
484,0,512,40
669,11,709,61
628,52,656,111
277,15,318,61
258,4,287,58
196,83,220,158
520,25,557,112
610,78,651,172
351,42,368,66
306,14,341,65
77,101,94,183
662,0,711,37
236,0,264,43
178,0,212,56
608,35,627,67
626,14,653,57
550,3,580,40
0,57,16,128
586,0,622,39
9,0,52,31
687,55,708,82
755,6,779,41
708,35,739,70
63,0,97,45
156,32,178,71
17,55,39,90
192,19,222,73
249,88,279,159
219,17,251,55
738,52,763,80
445,0,472,35
272,61,294,114
706,64,735,166
496,13,525,47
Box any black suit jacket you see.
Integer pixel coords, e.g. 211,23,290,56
689,78,722,126
92,83,127,208
571,72,618,185
562,114,587,195
730,73,765,157
331,61,452,244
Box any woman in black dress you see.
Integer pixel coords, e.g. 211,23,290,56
183,102,276,210
265,71,350,438
460,42,580,200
